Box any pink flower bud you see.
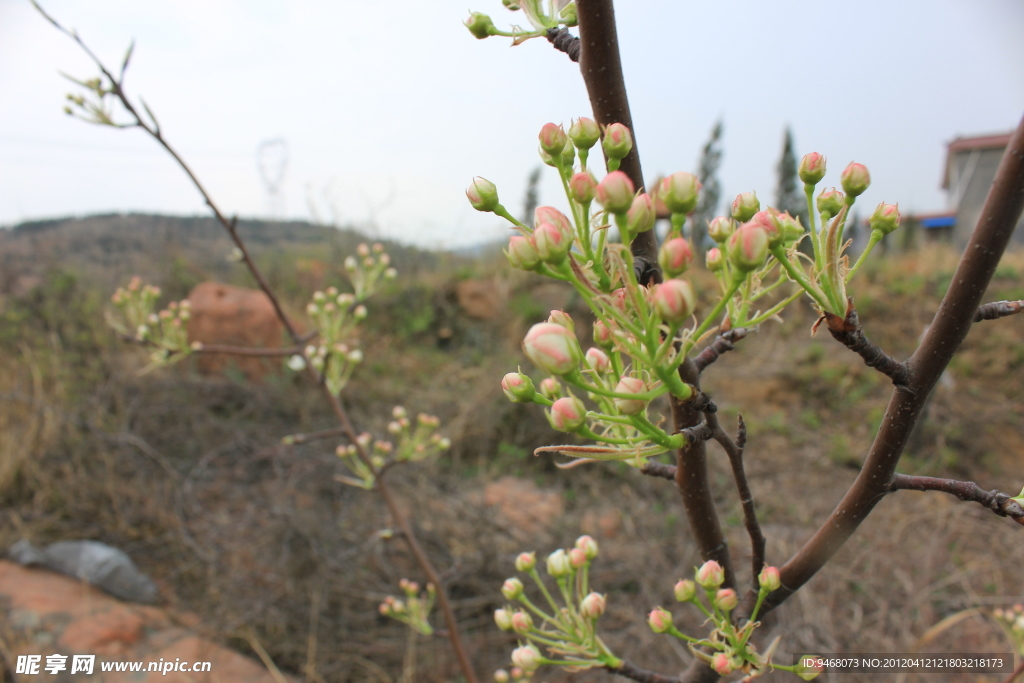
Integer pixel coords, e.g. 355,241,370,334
510,610,533,634
515,552,536,572
596,171,635,215
546,309,575,333
652,279,697,324
674,579,696,602
613,376,647,415
568,547,587,568
546,549,571,577
539,377,562,400
501,372,536,403
593,320,614,349
509,667,524,681
869,202,900,235
707,216,736,244
602,123,633,160
840,162,870,197
658,172,701,215
548,396,587,432
523,322,583,376
758,565,781,592
626,193,656,234
506,235,540,271
494,669,510,683
511,644,543,672
714,587,738,611
705,247,724,272
695,560,725,589
727,224,769,272
585,347,610,373
535,206,572,234
799,152,827,185
538,123,568,157
579,592,606,618
467,177,499,212
575,534,599,559
568,117,601,150
658,237,694,276
712,652,734,675
533,222,572,264
464,12,496,39
731,191,760,222
775,211,806,244
647,607,673,633
749,209,783,247
816,187,845,217
569,171,598,203
502,577,524,600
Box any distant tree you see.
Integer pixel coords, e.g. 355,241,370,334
775,127,805,224
689,119,723,257
522,166,542,227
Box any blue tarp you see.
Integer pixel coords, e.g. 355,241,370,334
921,216,956,229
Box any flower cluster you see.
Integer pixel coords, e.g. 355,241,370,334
379,579,436,636
333,406,450,489
344,242,397,300
993,604,1024,656
465,0,577,45
494,536,621,675
108,277,196,370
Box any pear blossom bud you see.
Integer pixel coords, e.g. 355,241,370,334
714,588,738,611
799,152,827,185
613,376,647,415
796,656,824,680
510,610,533,634
707,216,736,243
494,608,514,631
569,171,598,203
533,222,572,264
507,235,540,271
869,202,900,235
816,189,844,221
712,652,734,675
535,206,572,234
727,224,769,272
511,644,543,672
539,377,562,400
626,193,656,233
464,12,496,39
494,670,510,683
602,123,633,161
695,560,725,589
658,172,701,215
568,547,587,568
759,565,781,592
658,237,694,276
674,579,696,602
652,279,696,324
502,372,536,403
575,535,599,559
502,577,524,600
593,320,614,349
705,247,724,272
523,322,583,376
585,347,610,373
546,309,575,333
579,592,606,618
546,549,571,577
776,211,806,244
509,667,524,681
538,123,568,157
467,177,499,212
647,607,673,633
731,191,760,222
548,396,587,432
749,209,783,247
840,162,870,197
596,171,635,215
568,117,601,150
515,552,536,572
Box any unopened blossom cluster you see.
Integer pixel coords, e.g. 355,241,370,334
332,406,450,489
993,604,1024,655
473,119,901,465
108,276,196,369
345,242,397,300
379,578,436,636
465,0,577,45
647,561,819,680
494,536,620,675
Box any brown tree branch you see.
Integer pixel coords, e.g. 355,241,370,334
823,307,910,387
546,27,580,62
640,460,676,480
975,299,1024,322
890,474,1024,524
708,413,766,578
693,328,751,374
608,660,679,683
282,426,347,446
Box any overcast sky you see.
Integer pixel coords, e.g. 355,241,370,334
1,0,1022,250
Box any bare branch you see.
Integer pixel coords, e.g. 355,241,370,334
282,427,347,446
890,474,1024,524
708,413,766,578
608,660,679,683
640,460,676,480
693,328,751,374
975,299,1024,322
823,307,910,387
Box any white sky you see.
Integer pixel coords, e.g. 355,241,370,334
1,0,1022,250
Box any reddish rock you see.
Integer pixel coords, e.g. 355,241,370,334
455,279,506,320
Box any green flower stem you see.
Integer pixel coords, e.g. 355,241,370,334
614,213,631,247
527,567,562,615
557,577,578,620
565,373,665,402
654,365,693,401
517,594,558,627
577,425,634,445
748,587,770,625
579,148,590,171
629,413,680,449
750,271,789,302
670,213,686,236
836,195,857,249
598,647,623,670
666,625,701,643
804,184,818,237
768,244,832,312
744,290,803,326
535,263,570,282
530,394,554,408
493,203,529,230
845,229,883,285
680,277,744,360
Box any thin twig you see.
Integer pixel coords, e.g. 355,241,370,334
890,473,1024,524
639,461,676,480
284,426,347,446
823,306,910,387
708,413,766,578
975,299,1024,322
693,328,751,374
608,660,679,683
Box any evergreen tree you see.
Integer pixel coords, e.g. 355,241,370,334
775,127,805,223
522,166,542,227
689,119,723,258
